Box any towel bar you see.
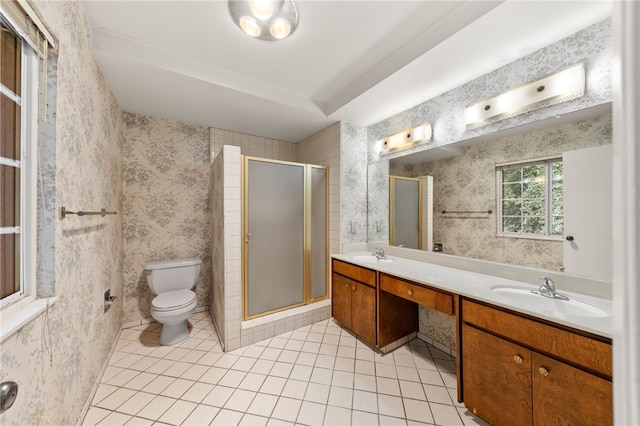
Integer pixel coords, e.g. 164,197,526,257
60,207,117,219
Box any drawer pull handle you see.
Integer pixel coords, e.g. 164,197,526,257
407,289,413,296
513,355,523,364
538,367,549,376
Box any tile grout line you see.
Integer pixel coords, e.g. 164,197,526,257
83,315,479,426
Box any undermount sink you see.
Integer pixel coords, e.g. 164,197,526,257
353,255,394,264
490,285,610,319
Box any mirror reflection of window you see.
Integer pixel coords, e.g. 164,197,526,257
497,158,563,238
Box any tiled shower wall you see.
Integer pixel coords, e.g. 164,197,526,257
209,127,295,162
209,125,342,351
295,123,342,255
210,124,342,257
210,146,243,351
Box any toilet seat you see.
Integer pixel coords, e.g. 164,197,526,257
151,289,196,312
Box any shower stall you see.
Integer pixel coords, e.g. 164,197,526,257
211,146,331,352
243,157,329,319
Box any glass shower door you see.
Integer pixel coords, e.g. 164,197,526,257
390,176,422,249
245,158,305,318
309,166,328,300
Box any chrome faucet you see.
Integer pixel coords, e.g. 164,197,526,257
531,277,569,300
372,247,387,260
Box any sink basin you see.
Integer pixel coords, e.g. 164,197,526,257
353,255,394,264
490,285,610,318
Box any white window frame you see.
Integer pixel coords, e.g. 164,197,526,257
495,156,563,241
1,19,39,310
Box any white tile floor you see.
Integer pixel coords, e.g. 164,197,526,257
83,312,489,426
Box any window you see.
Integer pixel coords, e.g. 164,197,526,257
1,18,38,308
497,158,563,238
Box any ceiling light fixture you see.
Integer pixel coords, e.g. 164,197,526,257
463,63,585,130
229,0,298,41
378,123,433,155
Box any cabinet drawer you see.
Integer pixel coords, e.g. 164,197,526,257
380,274,454,315
332,259,376,287
462,299,612,378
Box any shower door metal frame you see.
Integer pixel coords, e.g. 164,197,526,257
242,156,329,321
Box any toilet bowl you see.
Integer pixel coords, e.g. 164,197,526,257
144,257,202,345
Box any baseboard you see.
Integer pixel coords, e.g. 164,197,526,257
75,328,122,426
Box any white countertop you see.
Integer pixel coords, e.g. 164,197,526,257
332,251,612,339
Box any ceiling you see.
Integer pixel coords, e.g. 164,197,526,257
81,0,612,142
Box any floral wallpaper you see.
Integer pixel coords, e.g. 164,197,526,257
367,18,612,164
391,114,612,270
365,18,612,352
0,8,613,426
418,309,456,351
122,114,211,325
367,160,390,245
340,122,368,246
0,1,124,425
367,17,612,270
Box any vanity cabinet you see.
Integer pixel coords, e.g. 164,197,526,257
461,299,612,426
378,273,452,347
331,260,377,346
331,260,422,348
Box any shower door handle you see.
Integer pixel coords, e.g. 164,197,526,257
246,233,252,243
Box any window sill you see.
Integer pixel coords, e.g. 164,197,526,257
0,297,58,343
497,232,563,242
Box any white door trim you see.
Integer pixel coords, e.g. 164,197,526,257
612,2,640,424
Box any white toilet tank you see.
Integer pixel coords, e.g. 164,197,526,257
145,257,202,295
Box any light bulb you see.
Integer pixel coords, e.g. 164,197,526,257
240,16,262,37
250,0,274,20
269,19,291,39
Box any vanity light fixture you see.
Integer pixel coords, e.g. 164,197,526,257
229,0,298,41
377,123,432,155
463,62,585,130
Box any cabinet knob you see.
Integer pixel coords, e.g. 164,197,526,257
407,289,413,296
513,355,523,364
352,286,356,291
345,283,349,288
538,367,549,376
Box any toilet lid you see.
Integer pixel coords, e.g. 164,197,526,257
152,289,196,311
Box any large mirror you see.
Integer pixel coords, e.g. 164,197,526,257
367,109,613,282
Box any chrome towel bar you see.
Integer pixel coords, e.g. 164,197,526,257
60,207,117,219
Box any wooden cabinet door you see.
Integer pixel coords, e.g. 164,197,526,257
462,325,533,426
332,273,352,329
532,352,612,426
351,281,376,346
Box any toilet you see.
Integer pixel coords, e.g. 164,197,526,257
144,257,201,345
